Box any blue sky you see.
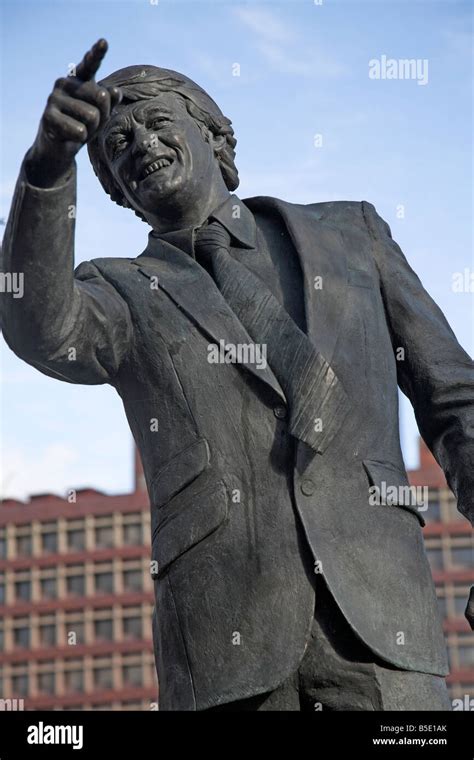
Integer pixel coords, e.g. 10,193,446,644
1,0,472,499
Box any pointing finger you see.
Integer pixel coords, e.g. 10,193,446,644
75,38,108,82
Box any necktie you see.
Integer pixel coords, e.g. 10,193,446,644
195,220,350,453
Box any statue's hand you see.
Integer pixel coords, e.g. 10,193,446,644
26,39,121,187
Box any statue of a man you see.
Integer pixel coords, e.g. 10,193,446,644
2,40,473,711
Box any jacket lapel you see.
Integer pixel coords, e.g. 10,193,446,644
244,196,351,464
244,197,349,366
132,239,286,404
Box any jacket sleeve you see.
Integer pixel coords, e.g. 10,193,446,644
362,200,474,525
1,160,132,384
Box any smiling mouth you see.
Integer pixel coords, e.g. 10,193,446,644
140,157,173,180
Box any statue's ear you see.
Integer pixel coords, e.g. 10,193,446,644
204,129,226,156
213,134,226,156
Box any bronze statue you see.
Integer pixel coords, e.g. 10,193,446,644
2,40,473,711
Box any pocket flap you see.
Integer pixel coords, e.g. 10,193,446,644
151,438,210,508
363,459,426,526
151,481,228,577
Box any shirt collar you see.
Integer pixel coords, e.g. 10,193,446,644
149,194,257,260
209,194,256,250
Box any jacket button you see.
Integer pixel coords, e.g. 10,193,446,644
273,404,287,420
301,479,315,496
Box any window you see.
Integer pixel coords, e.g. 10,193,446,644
0,628,4,651
94,619,113,641
64,668,84,693
436,596,447,620
458,646,474,666
93,666,113,689
13,626,30,648
148,659,156,682
64,620,85,645
451,547,473,568
123,569,142,592
0,534,6,559
11,673,29,697
446,646,455,670
66,574,85,596
445,498,465,523
426,548,443,570
123,523,143,546
37,671,55,695
454,595,468,617
123,616,142,640
15,580,31,602
122,664,143,687
67,529,85,552
95,572,114,594
16,534,32,557
425,500,441,523
41,532,58,554
95,525,114,549
40,577,57,599
456,631,474,645
0,582,5,604
39,624,56,647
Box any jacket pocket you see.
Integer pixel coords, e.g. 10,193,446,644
150,437,210,509
151,480,229,578
363,459,426,527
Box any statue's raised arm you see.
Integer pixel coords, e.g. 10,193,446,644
27,39,121,187
1,39,131,385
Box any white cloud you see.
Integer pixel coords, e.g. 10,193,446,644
233,4,345,79
256,40,345,79
256,41,314,77
233,7,294,45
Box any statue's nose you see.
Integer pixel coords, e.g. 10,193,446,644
132,127,155,156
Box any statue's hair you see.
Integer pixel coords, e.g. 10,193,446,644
87,65,239,222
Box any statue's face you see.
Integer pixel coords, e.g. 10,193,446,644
101,92,219,218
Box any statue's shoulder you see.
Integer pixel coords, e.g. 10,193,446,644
304,199,362,215
306,200,371,234
74,257,134,281
244,195,367,232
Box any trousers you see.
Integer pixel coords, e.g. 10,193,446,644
208,578,451,711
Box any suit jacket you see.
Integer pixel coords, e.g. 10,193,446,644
2,162,474,710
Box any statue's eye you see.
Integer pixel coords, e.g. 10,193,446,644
149,117,170,130
110,135,128,158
